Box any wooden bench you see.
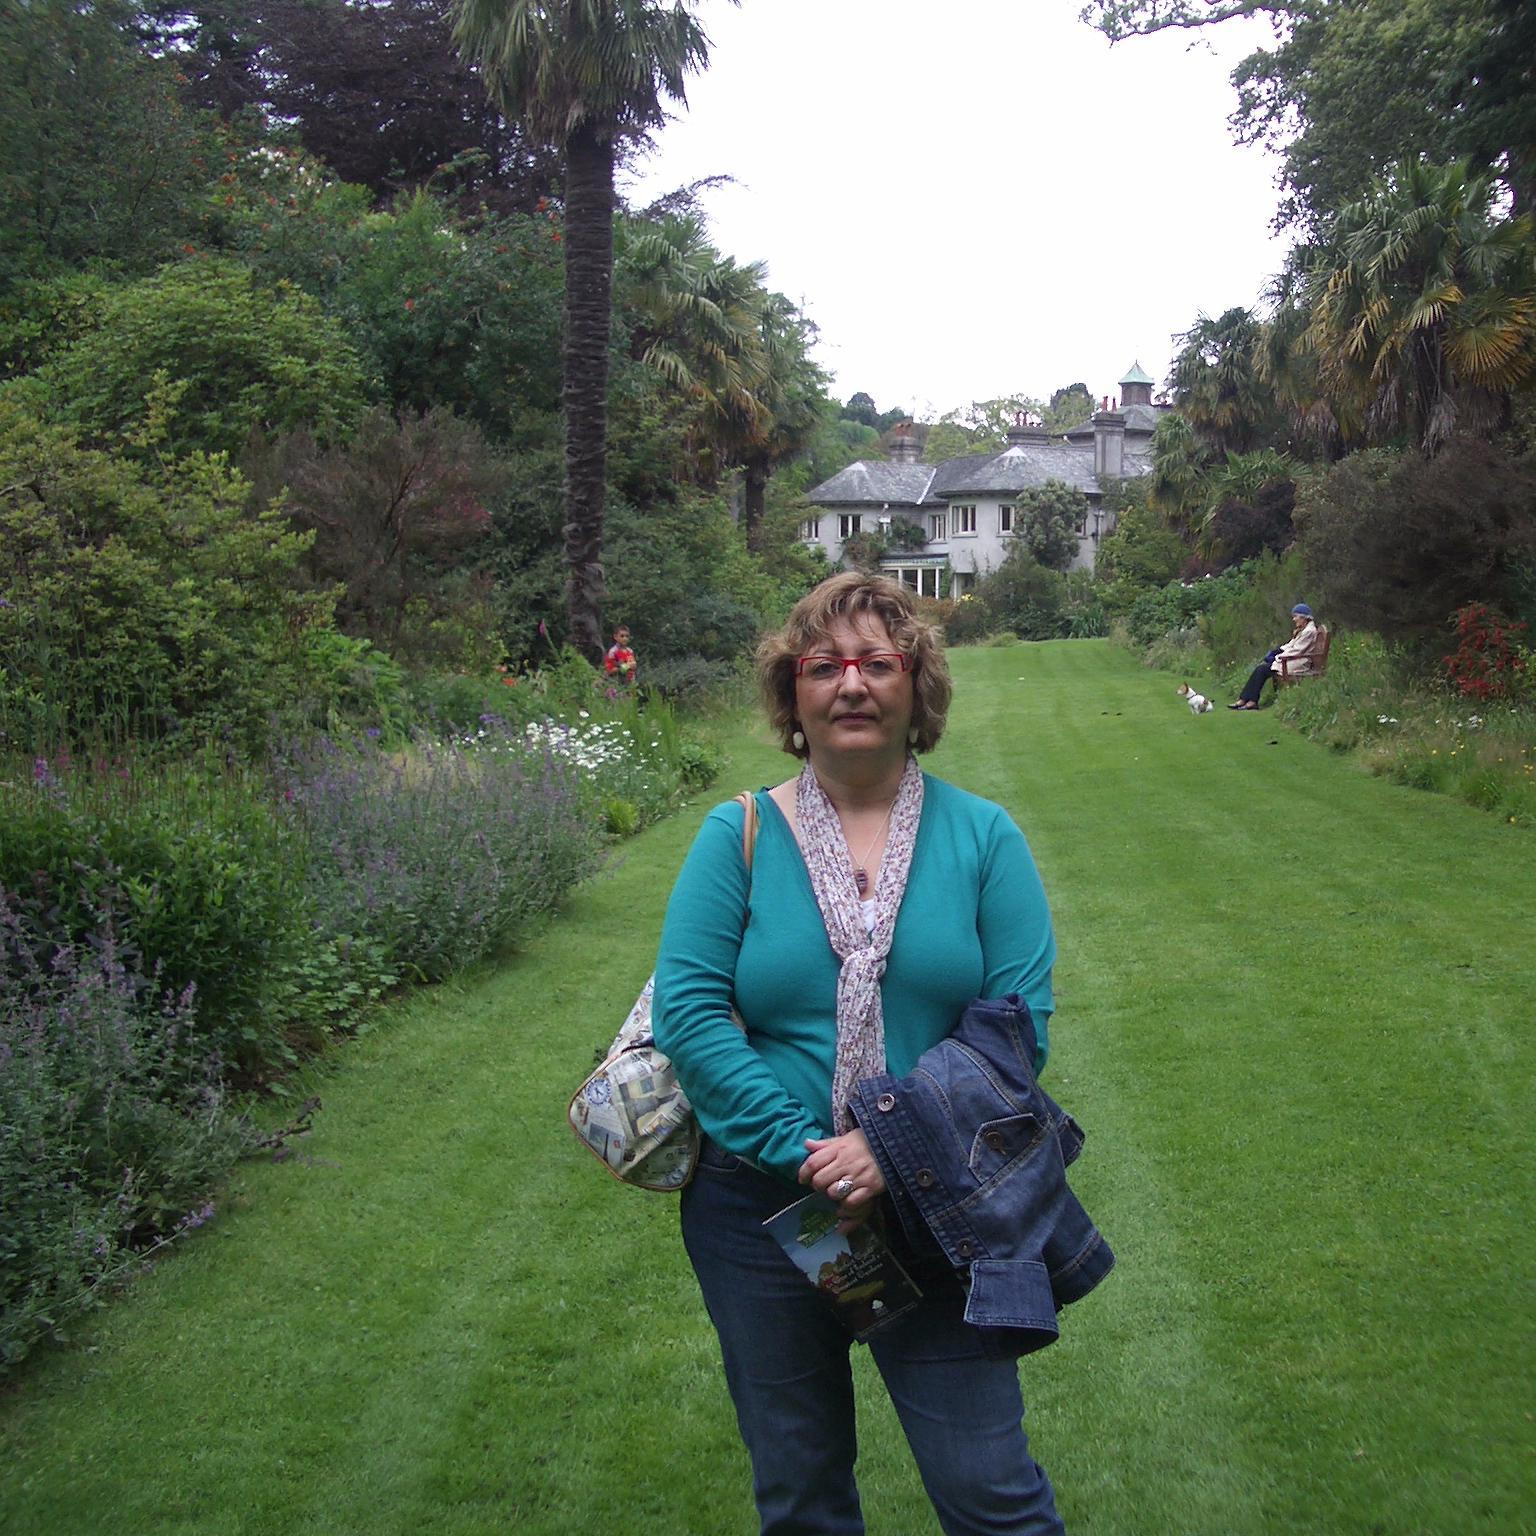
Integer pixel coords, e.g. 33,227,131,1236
1274,627,1330,686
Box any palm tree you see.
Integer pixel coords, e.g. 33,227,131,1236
452,0,723,658
620,213,771,484
1168,307,1283,457
1304,158,1536,454
731,292,828,548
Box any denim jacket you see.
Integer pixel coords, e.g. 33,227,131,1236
849,995,1113,1357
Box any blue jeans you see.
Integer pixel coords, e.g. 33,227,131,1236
681,1138,1066,1536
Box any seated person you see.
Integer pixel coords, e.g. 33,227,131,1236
1229,604,1322,710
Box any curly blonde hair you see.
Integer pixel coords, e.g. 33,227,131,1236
755,572,952,758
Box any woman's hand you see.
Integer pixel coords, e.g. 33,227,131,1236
799,1129,886,1225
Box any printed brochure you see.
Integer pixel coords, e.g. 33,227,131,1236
762,1193,922,1340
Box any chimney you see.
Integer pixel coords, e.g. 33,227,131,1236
1092,408,1125,480
1005,410,1051,447
888,421,921,464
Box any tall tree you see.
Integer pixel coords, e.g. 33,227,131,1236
1303,159,1536,453
452,0,721,658
1168,307,1284,456
734,292,829,549
136,1,562,213
0,0,216,287
1082,0,1536,225
619,210,768,485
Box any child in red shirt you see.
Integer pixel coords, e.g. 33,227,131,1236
603,625,637,685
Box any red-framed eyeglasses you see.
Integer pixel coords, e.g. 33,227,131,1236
795,653,911,683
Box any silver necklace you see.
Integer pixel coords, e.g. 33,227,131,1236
845,801,895,897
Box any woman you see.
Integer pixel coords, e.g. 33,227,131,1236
653,572,1066,1535
1228,602,1322,709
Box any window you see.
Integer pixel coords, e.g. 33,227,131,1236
998,504,1014,534
953,504,977,535
950,571,975,597
929,512,947,541
800,516,821,541
838,513,862,540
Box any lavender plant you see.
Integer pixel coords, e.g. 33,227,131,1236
0,895,254,1369
276,727,603,985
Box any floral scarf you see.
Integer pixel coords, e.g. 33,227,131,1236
796,754,925,1132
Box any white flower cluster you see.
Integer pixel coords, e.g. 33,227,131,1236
520,716,666,775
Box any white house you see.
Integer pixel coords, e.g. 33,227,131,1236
802,364,1165,596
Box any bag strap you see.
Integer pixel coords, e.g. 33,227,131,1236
732,789,760,874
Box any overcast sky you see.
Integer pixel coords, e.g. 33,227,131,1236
621,0,1293,421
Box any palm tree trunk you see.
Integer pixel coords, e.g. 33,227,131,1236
560,119,614,661
742,453,769,550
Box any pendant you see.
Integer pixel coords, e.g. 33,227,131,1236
854,868,868,896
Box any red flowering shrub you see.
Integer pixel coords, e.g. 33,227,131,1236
1443,604,1528,699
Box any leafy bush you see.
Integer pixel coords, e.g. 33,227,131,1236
1297,439,1536,648
1,756,314,1078
942,594,998,646
1198,551,1309,671
1442,603,1529,700
978,547,1068,639
1096,479,1188,601
640,656,742,710
1013,480,1088,572
0,399,326,752
293,631,412,741
34,259,372,459
1,898,255,1370
254,407,504,669
1206,478,1295,565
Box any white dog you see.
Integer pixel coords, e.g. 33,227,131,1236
1177,682,1214,715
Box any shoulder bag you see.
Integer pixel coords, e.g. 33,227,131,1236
567,791,759,1191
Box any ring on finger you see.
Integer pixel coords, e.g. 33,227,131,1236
831,1176,854,1200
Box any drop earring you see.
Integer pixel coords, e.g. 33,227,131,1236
907,726,919,745
792,729,806,751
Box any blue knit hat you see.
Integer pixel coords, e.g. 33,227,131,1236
1292,603,1313,618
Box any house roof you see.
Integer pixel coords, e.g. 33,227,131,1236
1120,360,1156,386
1063,402,1164,439
939,442,1102,497
803,460,938,506
806,436,1151,509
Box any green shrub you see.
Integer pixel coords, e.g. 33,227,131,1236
1,756,314,1079
0,399,326,753
1199,550,1309,671
942,595,998,646
35,259,373,459
1142,627,1204,672
604,798,641,837
404,669,515,734
978,548,1068,639
1297,440,1536,649
674,736,726,791
640,656,742,709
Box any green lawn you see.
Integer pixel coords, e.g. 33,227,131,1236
3,640,1532,1536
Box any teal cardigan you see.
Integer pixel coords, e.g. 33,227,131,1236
652,776,1055,1183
